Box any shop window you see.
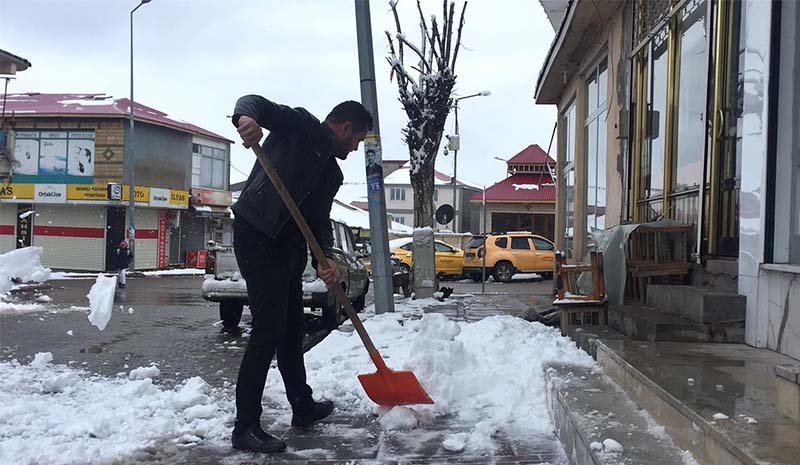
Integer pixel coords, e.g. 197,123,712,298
562,102,577,256
586,56,608,231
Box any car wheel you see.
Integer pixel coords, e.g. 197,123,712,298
219,301,243,329
322,292,342,330
470,273,483,283
400,263,411,273
352,281,368,313
492,262,514,283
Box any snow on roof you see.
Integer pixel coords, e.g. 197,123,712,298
331,200,412,233
0,93,232,143
471,173,556,202
384,164,480,189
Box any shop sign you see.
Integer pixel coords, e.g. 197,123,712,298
121,185,149,202
16,204,32,248
170,189,189,208
149,188,171,208
67,184,108,201
194,188,232,207
157,209,168,269
34,184,67,204
0,183,35,200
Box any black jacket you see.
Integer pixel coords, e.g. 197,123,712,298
230,95,343,257
115,248,133,269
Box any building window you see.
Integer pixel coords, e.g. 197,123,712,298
390,187,406,201
195,144,226,190
562,102,577,256
394,216,404,225
586,56,608,231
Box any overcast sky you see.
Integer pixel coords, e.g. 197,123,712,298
2,0,556,204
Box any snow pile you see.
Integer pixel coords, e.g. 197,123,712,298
0,301,44,315
36,295,53,303
0,358,232,465
128,365,160,380
30,352,53,368
0,247,51,295
87,275,117,331
712,413,729,420
263,299,593,454
142,268,204,277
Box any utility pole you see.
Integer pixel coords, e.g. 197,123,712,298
128,0,151,269
354,0,395,314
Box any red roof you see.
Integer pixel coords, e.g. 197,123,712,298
470,173,556,202
506,144,555,165
0,93,232,142
350,200,369,210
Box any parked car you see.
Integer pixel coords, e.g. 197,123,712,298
389,237,465,279
462,233,555,283
202,219,370,330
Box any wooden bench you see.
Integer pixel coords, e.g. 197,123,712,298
625,224,692,301
553,251,607,337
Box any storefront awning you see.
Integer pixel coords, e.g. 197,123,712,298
192,205,231,219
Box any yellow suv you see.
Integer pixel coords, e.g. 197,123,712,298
462,233,555,282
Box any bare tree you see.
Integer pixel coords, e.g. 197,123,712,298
386,0,467,228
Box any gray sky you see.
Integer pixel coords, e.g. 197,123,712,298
2,0,556,204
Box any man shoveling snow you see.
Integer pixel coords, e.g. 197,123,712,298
228,95,372,453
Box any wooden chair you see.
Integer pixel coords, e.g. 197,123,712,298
553,251,607,337
625,224,692,301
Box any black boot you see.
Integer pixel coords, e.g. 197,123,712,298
291,400,334,428
231,423,286,453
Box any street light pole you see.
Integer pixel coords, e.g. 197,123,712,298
128,0,151,270
450,90,489,233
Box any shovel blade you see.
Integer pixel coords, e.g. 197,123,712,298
358,368,434,407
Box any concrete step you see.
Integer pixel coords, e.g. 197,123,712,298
546,362,692,465
595,340,800,465
647,284,746,323
567,325,627,359
608,303,745,343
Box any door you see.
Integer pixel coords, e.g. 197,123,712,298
531,237,556,271
509,236,535,271
105,207,126,271
708,0,743,256
434,241,460,275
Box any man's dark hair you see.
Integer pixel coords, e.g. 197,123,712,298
325,101,374,132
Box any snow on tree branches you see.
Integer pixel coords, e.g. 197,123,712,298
386,0,467,228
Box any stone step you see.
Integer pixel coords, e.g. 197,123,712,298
647,284,746,323
608,303,745,343
546,362,690,465
595,340,800,465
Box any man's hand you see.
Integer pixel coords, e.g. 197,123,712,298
318,258,340,289
237,115,263,148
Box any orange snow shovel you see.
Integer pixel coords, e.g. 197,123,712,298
251,144,434,407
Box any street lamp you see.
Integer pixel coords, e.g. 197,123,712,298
128,0,152,269
449,90,490,232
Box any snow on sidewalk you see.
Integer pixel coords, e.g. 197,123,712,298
0,355,233,465
264,297,595,454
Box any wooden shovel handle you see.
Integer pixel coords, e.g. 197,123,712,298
250,144,382,362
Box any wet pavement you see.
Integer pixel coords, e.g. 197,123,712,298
600,339,800,465
0,275,560,465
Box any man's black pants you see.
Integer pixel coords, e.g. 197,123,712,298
232,217,313,431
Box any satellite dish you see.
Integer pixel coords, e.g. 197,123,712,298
435,204,454,225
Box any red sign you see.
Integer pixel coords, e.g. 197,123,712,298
157,209,168,269
192,188,232,207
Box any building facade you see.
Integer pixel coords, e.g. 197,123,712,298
535,0,800,360
0,93,232,271
382,162,482,233
470,144,556,238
